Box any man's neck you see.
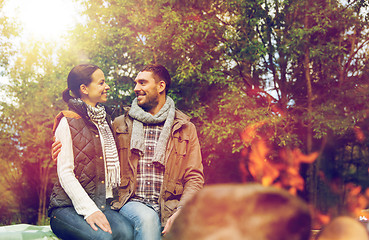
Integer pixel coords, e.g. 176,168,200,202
148,95,166,115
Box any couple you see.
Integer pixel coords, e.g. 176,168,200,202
48,64,204,240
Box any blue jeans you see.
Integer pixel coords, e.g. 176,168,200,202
119,201,161,240
50,207,134,240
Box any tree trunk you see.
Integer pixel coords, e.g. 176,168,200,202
303,8,318,208
304,49,313,154
37,162,51,225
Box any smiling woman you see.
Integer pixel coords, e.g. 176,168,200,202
3,0,82,41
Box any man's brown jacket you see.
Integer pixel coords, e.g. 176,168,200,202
111,108,204,226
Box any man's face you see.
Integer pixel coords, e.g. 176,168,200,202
133,71,162,112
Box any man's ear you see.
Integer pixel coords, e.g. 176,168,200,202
80,84,88,95
158,80,166,94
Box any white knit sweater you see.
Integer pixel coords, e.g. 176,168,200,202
54,117,113,219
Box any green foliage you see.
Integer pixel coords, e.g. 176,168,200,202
0,40,72,224
1,0,369,225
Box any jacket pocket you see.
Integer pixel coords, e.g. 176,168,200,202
174,133,189,156
162,183,183,223
111,177,132,210
118,177,131,201
119,177,130,188
165,181,184,200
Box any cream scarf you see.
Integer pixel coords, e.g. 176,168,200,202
86,103,121,188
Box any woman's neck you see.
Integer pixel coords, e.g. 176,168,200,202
81,97,97,107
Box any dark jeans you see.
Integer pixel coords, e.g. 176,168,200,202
50,207,134,240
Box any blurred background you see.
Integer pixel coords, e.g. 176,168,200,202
0,0,368,230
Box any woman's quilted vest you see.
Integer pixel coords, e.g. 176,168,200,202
48,101,113,216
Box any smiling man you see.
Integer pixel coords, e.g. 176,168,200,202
111,64,204,239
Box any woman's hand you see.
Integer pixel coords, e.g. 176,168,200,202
86,211,112,234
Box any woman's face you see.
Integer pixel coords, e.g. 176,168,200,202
81,69,110,106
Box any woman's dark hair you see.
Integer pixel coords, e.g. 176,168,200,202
141,64,171,94
62,64,100,103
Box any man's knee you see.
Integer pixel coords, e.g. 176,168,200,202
113,228,134,240
139,209,160,226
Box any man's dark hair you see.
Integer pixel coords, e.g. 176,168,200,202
141,64,171,94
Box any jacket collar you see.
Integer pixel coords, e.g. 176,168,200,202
172,109,190,132
68,98,88,118
68,98,115,119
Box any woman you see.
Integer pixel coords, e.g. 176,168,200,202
48,64,133,240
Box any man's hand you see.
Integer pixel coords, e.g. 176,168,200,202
52,138,62,162
86,211,112,234
162,208,182,236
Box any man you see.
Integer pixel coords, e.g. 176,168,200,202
166,184,312,240
52,64,204,239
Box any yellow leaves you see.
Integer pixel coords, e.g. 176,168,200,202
244,137,319,195
241,122,319,195
280,148,319,164
365,188,369,198
353,126,365,143
248,139,278,186
240,120,267,145
347,184,362,197
344,183,369,218
240,119,369,229
315,212,331,226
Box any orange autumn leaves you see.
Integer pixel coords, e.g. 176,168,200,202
240,121,318,195
240,120,369,222
345,184,369,218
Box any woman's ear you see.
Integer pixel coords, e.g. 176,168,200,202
80,84,88,95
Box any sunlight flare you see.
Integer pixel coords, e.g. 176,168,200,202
4,0,82,41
